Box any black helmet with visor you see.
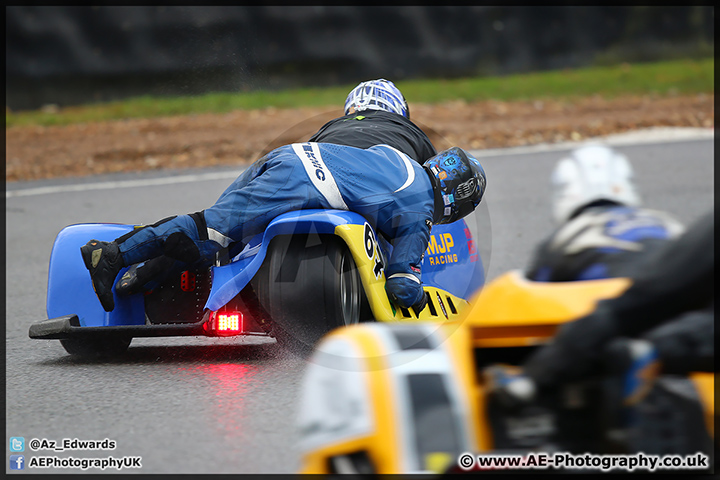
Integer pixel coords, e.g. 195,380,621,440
423,147,487,224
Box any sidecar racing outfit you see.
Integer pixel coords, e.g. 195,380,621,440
101,143,437,312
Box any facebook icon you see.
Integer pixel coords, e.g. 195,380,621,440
10,455,24,470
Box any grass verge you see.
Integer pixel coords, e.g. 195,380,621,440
6,58,713,128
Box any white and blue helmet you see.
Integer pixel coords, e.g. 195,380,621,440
344,79,410,118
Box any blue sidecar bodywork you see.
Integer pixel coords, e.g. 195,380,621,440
30,210,485,347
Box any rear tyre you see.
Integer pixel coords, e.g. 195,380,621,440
60,335,132,358
254,234,363,354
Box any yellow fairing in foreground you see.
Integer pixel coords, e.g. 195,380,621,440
690,372,715,438
334,223,469,323
298,270,715,474
463,270,631,347
435,322,492,453
298,322,485,474
298,325,399,474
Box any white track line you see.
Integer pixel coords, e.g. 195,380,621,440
471,126,713,158
7,127,713,198
6,170,243,198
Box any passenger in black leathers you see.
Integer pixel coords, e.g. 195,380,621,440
308,108,437,165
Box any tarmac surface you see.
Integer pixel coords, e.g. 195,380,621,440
5,133,713,474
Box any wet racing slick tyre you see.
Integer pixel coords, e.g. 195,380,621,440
60,334,132,358
254,233,365,354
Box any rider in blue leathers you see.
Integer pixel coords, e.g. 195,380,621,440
113,79,440,297
81,143,487,313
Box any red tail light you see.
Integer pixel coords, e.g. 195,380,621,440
204,310,244,336
217,313,242,332
202,308,270,337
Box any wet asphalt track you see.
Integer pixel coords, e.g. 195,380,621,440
5,137,713,474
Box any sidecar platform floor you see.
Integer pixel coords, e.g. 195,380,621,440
29,314,207,339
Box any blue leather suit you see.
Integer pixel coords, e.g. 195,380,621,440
116,142,435,308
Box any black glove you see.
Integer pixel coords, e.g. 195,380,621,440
411,291,429,315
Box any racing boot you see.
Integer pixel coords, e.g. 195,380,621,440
80,239,125,312
115,263,144,296
483,364,537,411
115,255,177,295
